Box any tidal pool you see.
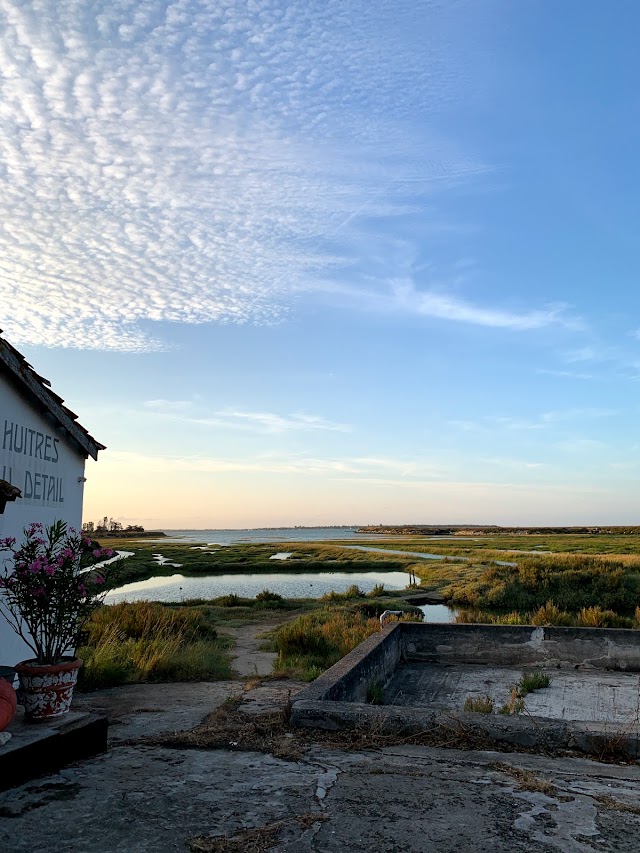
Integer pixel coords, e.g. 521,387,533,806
105,570,416,604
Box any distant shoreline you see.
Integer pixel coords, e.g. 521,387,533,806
356,525,640,535
97,530,168,538
161,525,357,531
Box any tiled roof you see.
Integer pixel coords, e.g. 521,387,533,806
0,332,105,460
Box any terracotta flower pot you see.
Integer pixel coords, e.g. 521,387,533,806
15,657,82,721
0,677,16,732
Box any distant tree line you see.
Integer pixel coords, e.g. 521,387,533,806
82,517,145,534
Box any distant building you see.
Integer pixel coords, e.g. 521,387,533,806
0,332,105,667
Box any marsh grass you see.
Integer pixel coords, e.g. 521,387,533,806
447,554,640,615
455,602,636,628
78,601,232,689
273,606,421,680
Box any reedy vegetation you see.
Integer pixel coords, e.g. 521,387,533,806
78,601,231,689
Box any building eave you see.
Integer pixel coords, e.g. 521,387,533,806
0,332,106,461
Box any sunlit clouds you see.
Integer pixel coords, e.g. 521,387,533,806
0,0,501,351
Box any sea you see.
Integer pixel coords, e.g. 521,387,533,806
159,527,364,544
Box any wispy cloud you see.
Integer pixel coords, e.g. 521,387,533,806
143,399,194,413
555,438,606,453
143,401,351,433
480,457,547,470
310,277,582,331
195,410,352,434
559,341,640,379
105,449,444,479
536,369,596,381
0,0,498,351
448,408,616,434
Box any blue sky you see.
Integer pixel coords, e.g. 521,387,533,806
3,0,640,527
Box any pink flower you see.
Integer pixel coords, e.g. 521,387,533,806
77,584,87,597
94,575,105,585
33,586,46,596
44,565,56,576
93,549,102,558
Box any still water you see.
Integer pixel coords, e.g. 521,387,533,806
105,570,457,622
105,570,413,605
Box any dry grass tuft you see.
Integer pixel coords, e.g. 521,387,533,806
463,695,494,714
491,763,568,799
148,697,502,759
594,795,640,815
188,813,324,852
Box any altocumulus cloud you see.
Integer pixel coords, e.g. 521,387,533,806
0,0,495,350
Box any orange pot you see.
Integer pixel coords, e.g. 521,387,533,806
0,678,16,732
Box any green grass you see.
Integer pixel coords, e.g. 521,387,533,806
366,681,385,705
517,671,551,695
497,671,551,715
77,601,232,690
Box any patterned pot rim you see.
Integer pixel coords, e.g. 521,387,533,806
15,657,83,676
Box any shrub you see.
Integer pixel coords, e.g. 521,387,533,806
255,589,283,602
215,594,250,607
529,602,573,627
577,606,624,628
255,589,286,609
321,584,365,604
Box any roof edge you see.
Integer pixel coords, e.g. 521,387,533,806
0,333,106,460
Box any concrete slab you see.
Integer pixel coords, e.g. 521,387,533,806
385,662,640,724
2,735,640,852
0,707,107,791
71,682,243,742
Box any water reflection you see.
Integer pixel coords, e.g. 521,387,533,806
105,570,414,605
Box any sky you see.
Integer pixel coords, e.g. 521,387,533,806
2,0,640,528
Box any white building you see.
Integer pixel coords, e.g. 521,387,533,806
0,332,104,667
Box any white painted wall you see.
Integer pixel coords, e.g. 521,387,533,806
0,379,87,667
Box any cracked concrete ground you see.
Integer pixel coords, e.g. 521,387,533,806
3,682,640,853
